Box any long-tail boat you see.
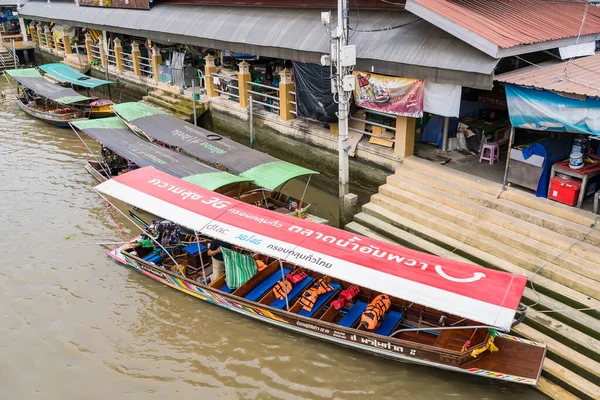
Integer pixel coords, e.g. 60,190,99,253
97,167,546,385
111,102,322,220
71,118,326,224
4,68,90,127
39,63,124,118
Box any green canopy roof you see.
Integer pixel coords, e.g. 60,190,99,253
5,68,92,105
183,172,253,191
38,63,122,89
112,102,166,121
239,161,319,190
72,117,127,130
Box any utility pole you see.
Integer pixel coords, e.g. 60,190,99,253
324,0,356,226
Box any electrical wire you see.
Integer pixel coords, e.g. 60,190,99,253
349,0,360,40
349,18,419,33
514,55,600,93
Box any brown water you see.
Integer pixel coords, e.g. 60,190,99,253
0,81,545,400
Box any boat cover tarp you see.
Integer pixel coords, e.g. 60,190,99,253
112,102,318,190
72,117,249,190
5,68,92,105
96,167,528,331
39,63,122,89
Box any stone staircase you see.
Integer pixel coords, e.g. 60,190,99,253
142,89,208,122
347,156,600,400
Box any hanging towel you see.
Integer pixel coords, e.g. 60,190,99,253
221,248,257,290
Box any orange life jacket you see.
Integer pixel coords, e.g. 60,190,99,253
360,294,391,330
271,270,308,300
299,278,334,312
256,260,267,272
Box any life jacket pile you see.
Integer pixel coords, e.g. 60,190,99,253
360,294,391,330
331,285,360,310
256,260,267,272
272,270,308,300
299,278,334,312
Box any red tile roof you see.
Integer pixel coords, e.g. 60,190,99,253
495,53,600,98
409,0,600,49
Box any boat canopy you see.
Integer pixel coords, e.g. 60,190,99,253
5,68,92,105
72,118,251,190
95,167,528,332
39,63,123,89
112,102,318,190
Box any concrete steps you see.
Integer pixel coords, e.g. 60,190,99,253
142,89,207,123
347,157,600,399
139,98,193,122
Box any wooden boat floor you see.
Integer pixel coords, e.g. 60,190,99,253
461,336,545,380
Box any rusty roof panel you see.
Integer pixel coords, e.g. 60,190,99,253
409,0,600,49
495,53,600,98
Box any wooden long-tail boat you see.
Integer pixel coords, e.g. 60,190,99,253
97,167,546,385
4,68,90,127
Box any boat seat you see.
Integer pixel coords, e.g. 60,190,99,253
337,301,368,328
183,243,207,256
245,268,291,302
298,283,341,318
375,311,404,337
143,253,162,264
270,276,314,310
220,284,233,294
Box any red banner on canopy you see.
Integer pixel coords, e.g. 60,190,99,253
353,71,424,117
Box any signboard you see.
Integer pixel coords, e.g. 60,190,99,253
78,0,150,10
353,70,424,117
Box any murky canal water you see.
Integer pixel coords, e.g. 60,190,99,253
0,80,545,399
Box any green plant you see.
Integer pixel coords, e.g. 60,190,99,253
89,59,102,69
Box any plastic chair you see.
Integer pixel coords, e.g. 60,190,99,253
480,142,499,165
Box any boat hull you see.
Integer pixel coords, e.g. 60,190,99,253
16,98,87,127
114,248,544,385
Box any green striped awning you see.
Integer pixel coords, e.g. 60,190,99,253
240,161,319,190
5,68,92,105
183,172,253,191
112,102,166,121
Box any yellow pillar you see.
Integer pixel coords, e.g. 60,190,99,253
85,33,94,63
394,116,416,158
44,27,54,51
63,35,72,55
114,38,123,71
98,41,107,69
238,61,251,108
37,26,43,47
151,46,160,84
278,68,295,121
30,23,37,45
131,41,141,77
204,54,217,98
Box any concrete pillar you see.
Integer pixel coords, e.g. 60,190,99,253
394,116,416,158
278,68,295,121
238,60,251,108
340,193,358,229
151,46,160,84
63,34,72,55
204,54,217,98
19,17,28,42
85,33,94,63
98,41,107,69
36,26,43,47
44,27,52,49
114,38,123,71
30,23,37,45
131,41,141,77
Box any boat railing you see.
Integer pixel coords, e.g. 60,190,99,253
210,72,240,102
247,81,280,114
348,109,397,143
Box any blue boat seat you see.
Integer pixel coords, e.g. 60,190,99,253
298,283,341,318
220,284,233,294
143,253,162,264
338,301,368,328
375,311,404,336
183,243,207,256
270,276,313,309
245,268,291,302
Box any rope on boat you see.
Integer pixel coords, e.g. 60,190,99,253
94,190,129,241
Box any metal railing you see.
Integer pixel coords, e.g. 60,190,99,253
248,81,279,114
138,55,154,77
119,51,135,72
289,90,297,115
349,109,397,143
211,72,240,101
0,37,19,67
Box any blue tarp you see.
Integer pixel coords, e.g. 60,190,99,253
506,84,600,136
420,101,489,147
521,138,573,197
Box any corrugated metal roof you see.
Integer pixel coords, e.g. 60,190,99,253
407,0,600,49
495,53,600,98
0,0,27,6
19,1,499,88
